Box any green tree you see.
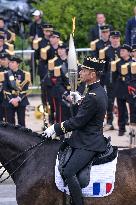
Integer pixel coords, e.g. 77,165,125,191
33,0,136,47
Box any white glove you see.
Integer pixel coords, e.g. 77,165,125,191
42,124,55,139
70,91,82,104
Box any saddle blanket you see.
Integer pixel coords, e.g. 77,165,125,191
55,155,118,197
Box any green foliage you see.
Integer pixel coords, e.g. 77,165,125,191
34,0,136,47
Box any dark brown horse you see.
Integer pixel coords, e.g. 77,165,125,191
0,122,136,205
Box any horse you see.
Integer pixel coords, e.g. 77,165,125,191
0,122,136,205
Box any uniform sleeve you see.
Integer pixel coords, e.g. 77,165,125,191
3,73,13,101
54,95,97,135
18,72,31,100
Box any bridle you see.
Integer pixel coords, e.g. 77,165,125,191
0,137,47,183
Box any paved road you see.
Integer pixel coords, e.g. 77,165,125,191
0,171,17,205
0,96,133,204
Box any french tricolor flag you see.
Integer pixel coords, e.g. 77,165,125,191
93,182,112,196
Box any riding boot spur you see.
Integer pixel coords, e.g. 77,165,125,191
66,175,84,205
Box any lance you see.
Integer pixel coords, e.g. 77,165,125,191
68,33,78,113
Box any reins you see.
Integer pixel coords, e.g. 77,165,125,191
0,137,47,183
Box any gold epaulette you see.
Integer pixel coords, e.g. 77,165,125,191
40,45,50,60
24,71,31,82
88,92,96,96
131,62,136,74
0,31,4,36
33,37,42,50
54,66,61,77
90,39,99,50
7,30,16,42
99,46,109,59
66,85,71,90
0,72,4,82
59,40,63,45
48,57,58,70
20,71,31,88
5,49,15,56
4,42,14,52
121,63,129,81
111,58,121,72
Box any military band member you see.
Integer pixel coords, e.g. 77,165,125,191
89,13,113,42
0,17,16,44
49,43,71,123
42,57,107,205
127,45,136,110
3,56,31,127
90,24,111,58
0,35,9,53
101,31,121,130
0,53,10,121
38,24,54,80
112,44,136,136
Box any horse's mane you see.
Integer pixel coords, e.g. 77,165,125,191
0,122,42,139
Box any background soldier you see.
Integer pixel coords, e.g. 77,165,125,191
41,31,61,124
89,13,113,42
38,24,54,80
112,44,136,136
91,24,111,58
102,31,121,130
0,17,16,44
3,56,31,127
51,43,71,122
0,53,9,121
0,35,8,53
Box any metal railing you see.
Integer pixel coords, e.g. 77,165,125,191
15,48,92,88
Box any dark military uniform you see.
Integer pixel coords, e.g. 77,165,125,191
3,57,31,126
37,38,50,79
0,28,16,44
49,54,72,123
102,34,121,126
112,45,136,134
0,53,9,121
40,31,61,124
0,67,6,121
54,57,107,205
113,59,136,133
91,25,111,59
55,81,107,151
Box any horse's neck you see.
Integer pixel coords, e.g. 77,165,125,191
0,126,41,182
0,127,40,151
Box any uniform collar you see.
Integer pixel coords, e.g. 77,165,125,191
87,80,100,90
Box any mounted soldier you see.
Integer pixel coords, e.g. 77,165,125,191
42,56,107,205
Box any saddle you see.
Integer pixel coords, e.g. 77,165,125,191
58,137,118,188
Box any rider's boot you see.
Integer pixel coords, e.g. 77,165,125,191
67,175,84,205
